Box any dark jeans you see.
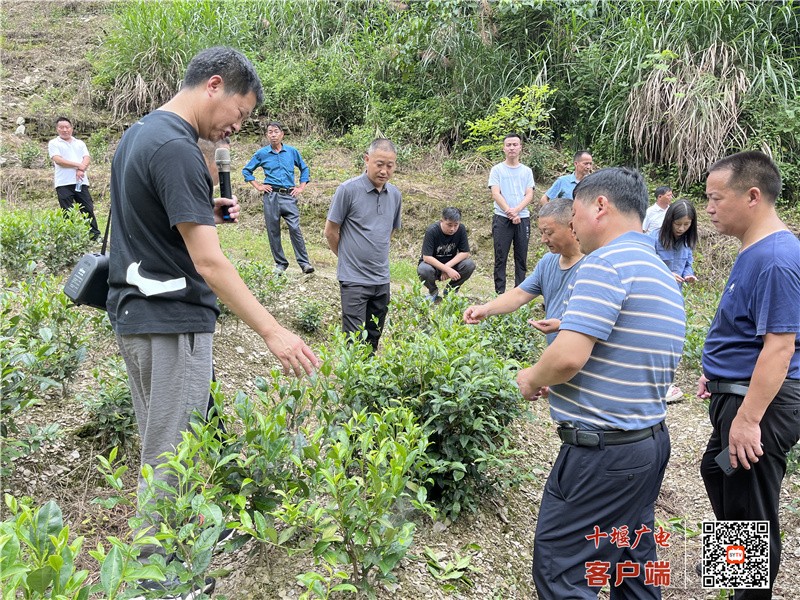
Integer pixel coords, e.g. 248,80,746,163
417,258,476,295
492,214,529,294
340,282,391,352
533,423,670,599
262,191,311,269
700,383,800,599
56,184,100,237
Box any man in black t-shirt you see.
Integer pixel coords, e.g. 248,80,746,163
417,206,475,302
107,47,319,596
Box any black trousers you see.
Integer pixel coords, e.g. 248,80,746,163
56,184,100,237
533,423,671,599
340,282,391,352
492,214,529,294
417,258,476,295
700,384,800,599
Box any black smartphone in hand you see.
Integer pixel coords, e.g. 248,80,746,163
714,446,740,476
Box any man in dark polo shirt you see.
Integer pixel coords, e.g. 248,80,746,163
324,138,402,352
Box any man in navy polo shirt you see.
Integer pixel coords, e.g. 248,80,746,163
243,121,314,274
698,151,800,599
517,167,685,599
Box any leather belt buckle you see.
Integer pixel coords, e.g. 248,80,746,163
557,426,579,445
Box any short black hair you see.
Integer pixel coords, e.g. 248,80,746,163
183,46,264,106
441,207,462,222
573,167,648,221
266,121,284,132
504,133,523,143
55,116,72,126
573,150,591,162
655,186,672,198
708,151,782,204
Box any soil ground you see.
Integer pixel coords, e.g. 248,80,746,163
2,2,799,599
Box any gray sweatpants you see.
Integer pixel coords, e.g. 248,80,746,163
116,332,213,557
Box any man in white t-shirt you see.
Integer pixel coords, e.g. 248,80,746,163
47,117,100,238
642,185,673,233
489,133,535,294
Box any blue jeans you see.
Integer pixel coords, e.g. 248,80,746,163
262,191,311,269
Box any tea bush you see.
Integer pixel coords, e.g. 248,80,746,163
79,357,137,456
0,205,92,276
328,290,529,520
219,259,287,318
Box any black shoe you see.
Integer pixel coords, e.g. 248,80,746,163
131,576,215,600
301,264,315,274
274,265,287,275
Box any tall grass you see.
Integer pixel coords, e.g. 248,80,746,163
93,0,799,201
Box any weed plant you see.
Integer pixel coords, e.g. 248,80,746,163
18,142,41,169
79,357,137,457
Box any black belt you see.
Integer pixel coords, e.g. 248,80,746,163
706,378,800,397
557,421,665,447
270,187,294,194
706,379,750,396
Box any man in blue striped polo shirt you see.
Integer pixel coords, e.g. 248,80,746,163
517,167,685,599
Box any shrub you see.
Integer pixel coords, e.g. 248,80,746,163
294,299,325,334
219,259,287,318
79,358,137,456
464,85,556,157
0,205,92,276
328,290,529,520
18,142,42,168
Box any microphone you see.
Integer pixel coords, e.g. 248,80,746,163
215,146,233,221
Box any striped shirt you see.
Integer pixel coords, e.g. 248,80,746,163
549,232,685,430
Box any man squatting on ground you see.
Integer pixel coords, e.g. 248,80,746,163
517,168,685,599
324,138,402,353
489,133,535,294
698,151,800,599
417,206,475,303
48,116,101,238
463,198,584,346
242,121,315,274
107,47,319,594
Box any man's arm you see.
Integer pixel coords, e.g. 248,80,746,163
324,220,341,256
444,251,470,268
51,154,89,170
464,287,536,324
177,222,319,376
516,330,596,400
509,186,535,218
491,185,510,213
292,149,310,197
727,331,795,469
538,192,550,207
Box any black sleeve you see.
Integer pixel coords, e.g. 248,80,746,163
457,225,470,253
421,225,438,257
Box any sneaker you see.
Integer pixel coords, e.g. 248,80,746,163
665,385,683,403
130,576,215,600
301,264,315,274
274,265,287,275
424,292,439,303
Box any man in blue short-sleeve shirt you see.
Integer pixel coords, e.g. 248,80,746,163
463,199,583,346
517,168,685,599
698,151,800,599
324,138,402,352
538,150,593,206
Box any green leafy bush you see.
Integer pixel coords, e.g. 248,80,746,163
18,141,42,168
3,270,92,395
219,259,287,318
0,206,92,276
79,358,137,456
294,299,326,334
328,290,529,520
464,85,556,156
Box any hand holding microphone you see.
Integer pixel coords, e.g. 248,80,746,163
215,146,235,223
